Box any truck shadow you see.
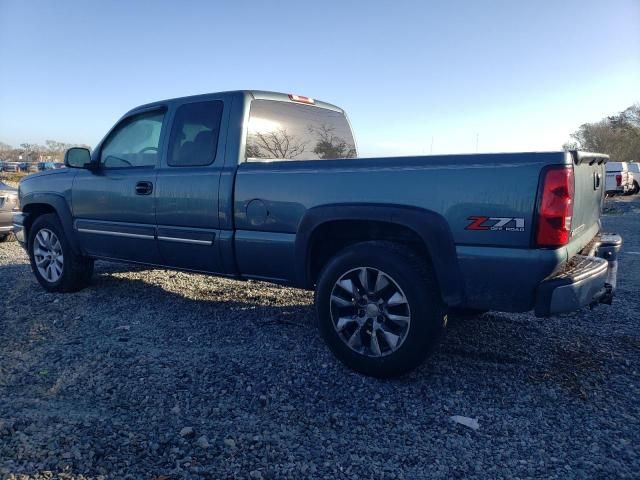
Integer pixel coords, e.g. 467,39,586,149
86,263,544,382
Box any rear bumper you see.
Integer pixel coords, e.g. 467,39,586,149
534,233,622,317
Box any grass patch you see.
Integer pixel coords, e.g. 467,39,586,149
0,172,28,187
529,340,607,400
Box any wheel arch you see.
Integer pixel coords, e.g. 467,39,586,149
21,193,81,254
294,203,464,306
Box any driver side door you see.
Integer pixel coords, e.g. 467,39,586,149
72,107,166,264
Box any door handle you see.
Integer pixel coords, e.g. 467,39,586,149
135,181,153,195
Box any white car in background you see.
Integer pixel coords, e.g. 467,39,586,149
626,162,640,195
605,161,630,196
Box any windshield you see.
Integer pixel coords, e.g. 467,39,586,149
246,100,357,161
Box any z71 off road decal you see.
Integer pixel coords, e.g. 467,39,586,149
466,216,525,232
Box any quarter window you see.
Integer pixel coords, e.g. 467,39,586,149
167,100,223,167
100,110,165,168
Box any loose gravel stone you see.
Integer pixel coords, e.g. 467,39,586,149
195,435,209,449
0,195,638,479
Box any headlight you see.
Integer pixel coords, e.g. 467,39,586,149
6,194,19,210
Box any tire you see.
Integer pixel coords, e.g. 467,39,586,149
0,234,10,243
315,241,446,378
634,181,640,195
28,213,94,292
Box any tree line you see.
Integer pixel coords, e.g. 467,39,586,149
0,140,90,163
563,104,640,162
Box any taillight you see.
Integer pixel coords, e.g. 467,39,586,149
616,174,622,186
535,166,574,247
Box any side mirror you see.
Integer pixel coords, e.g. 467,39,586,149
64,147,94,169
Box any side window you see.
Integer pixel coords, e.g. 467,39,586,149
100,110,165,169
167,100,223,167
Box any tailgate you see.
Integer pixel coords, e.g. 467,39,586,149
570,152,607,248
605,171,619,190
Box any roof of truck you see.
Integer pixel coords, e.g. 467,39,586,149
128,90,344,115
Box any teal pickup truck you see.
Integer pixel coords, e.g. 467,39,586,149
13,90,622,377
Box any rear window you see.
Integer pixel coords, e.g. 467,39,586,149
606,162,626,171
245,100,357,161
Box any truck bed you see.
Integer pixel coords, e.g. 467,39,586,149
233,151,605,311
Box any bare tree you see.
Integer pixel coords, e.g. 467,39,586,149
564,104,640,162
310,124,357,159
247,129,307,159
45,140,75,161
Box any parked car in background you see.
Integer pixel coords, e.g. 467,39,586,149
53,162,66,169
2,162,20,173
13,90,622,377
626,162,640,194
0,181,19,242
627,170,636,196
37,162,56,171
28,164,39,173
605,161,630,196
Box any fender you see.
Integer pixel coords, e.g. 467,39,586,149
21,192,82,255
294,203,464,305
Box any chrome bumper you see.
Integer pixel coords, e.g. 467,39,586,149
0,210,14,232
535,233,622,317
12,212,26,247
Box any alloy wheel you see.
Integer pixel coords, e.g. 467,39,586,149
33,228,64,283
329,267,411,357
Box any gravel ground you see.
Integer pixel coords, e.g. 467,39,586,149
0,196,638,479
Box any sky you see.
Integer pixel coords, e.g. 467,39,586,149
0,0,638,157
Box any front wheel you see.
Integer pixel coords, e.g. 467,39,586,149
28,213,94,292
315,241,446,378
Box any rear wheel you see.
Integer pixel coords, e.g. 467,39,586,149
633,181,640,195
28,213,94,292
315,241,446,378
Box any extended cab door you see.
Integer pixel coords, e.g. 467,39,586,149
154,98,227,272
72,107,166,264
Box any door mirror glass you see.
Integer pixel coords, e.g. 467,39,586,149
64,147,92,169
